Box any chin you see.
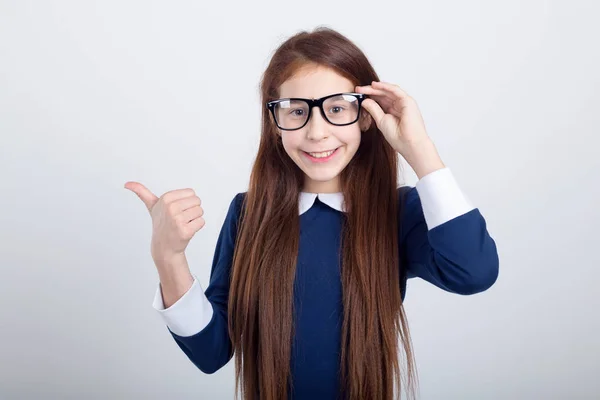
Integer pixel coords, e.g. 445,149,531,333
305,171,342,182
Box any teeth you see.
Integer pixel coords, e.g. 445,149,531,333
308,149,335,158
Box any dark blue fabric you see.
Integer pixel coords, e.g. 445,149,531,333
167,187,499,399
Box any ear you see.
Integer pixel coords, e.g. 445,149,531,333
360,111,373,132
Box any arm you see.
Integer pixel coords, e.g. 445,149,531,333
399,168,499,295
152,192,245,373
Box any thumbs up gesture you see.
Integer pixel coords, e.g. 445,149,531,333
124,182,206,262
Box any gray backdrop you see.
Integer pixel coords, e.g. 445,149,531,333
1,0,598,399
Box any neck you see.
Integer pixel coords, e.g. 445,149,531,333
302,176,341,193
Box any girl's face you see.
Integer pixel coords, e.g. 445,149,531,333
276,64,371,193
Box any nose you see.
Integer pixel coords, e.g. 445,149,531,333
306,105,329,140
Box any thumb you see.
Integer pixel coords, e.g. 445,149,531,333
124,181,159,213
361,98,385,128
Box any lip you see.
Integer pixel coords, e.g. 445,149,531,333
302,147,341,163
305,148,339,153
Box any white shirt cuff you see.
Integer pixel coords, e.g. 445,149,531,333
415,167,475,230
152,274,214,337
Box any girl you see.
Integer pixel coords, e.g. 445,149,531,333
125,27,499,400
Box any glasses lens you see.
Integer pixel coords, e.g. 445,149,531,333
274,99,309,130
323,94,360,125
272,94,360,130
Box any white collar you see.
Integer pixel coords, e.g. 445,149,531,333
298,191,346,215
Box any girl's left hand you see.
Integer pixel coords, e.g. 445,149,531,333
355,81,430,155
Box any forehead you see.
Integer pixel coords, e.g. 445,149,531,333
278,65,354,99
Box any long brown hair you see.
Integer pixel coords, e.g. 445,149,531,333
227,26,418,400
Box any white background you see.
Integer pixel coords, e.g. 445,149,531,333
1,0,598,399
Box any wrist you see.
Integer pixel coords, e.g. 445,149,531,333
155,252,193,303
400,139,445,179
152,247,185,264
153,251,188,276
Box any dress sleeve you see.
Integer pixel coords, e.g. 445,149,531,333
163,191,245,374
399,168,499,295
152,273,214,337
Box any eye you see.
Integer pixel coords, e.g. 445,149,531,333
329,106,345,114
290,109,305,116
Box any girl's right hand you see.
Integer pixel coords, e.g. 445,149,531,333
124,182,206,262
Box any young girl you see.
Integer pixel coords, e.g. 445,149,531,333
125,27,499,400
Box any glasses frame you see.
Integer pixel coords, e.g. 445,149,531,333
266,92,367,131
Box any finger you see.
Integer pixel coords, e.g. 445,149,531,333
370,95,395,111
172,196,202,214
162,188,196,204
360,98,386,127
371,81,410,100
357,85,407,119
180,205,204,223
356,87,398,111
356,85,396,102
356,87,395,112
187,215,206,232
124,181,159,212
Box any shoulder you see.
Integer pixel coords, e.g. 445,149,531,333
224,191,248,230
234,191,248,213
227,191,248,213
218,192,249,243
396,185,425,239
397,185,421,210
397,185,414,196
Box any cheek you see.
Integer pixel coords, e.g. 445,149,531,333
339,129,362,149
281,135,303,158
281,136,291,150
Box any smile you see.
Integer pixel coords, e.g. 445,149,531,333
302,147,340,163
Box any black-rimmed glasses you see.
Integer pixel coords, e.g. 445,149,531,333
266,92,367,131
